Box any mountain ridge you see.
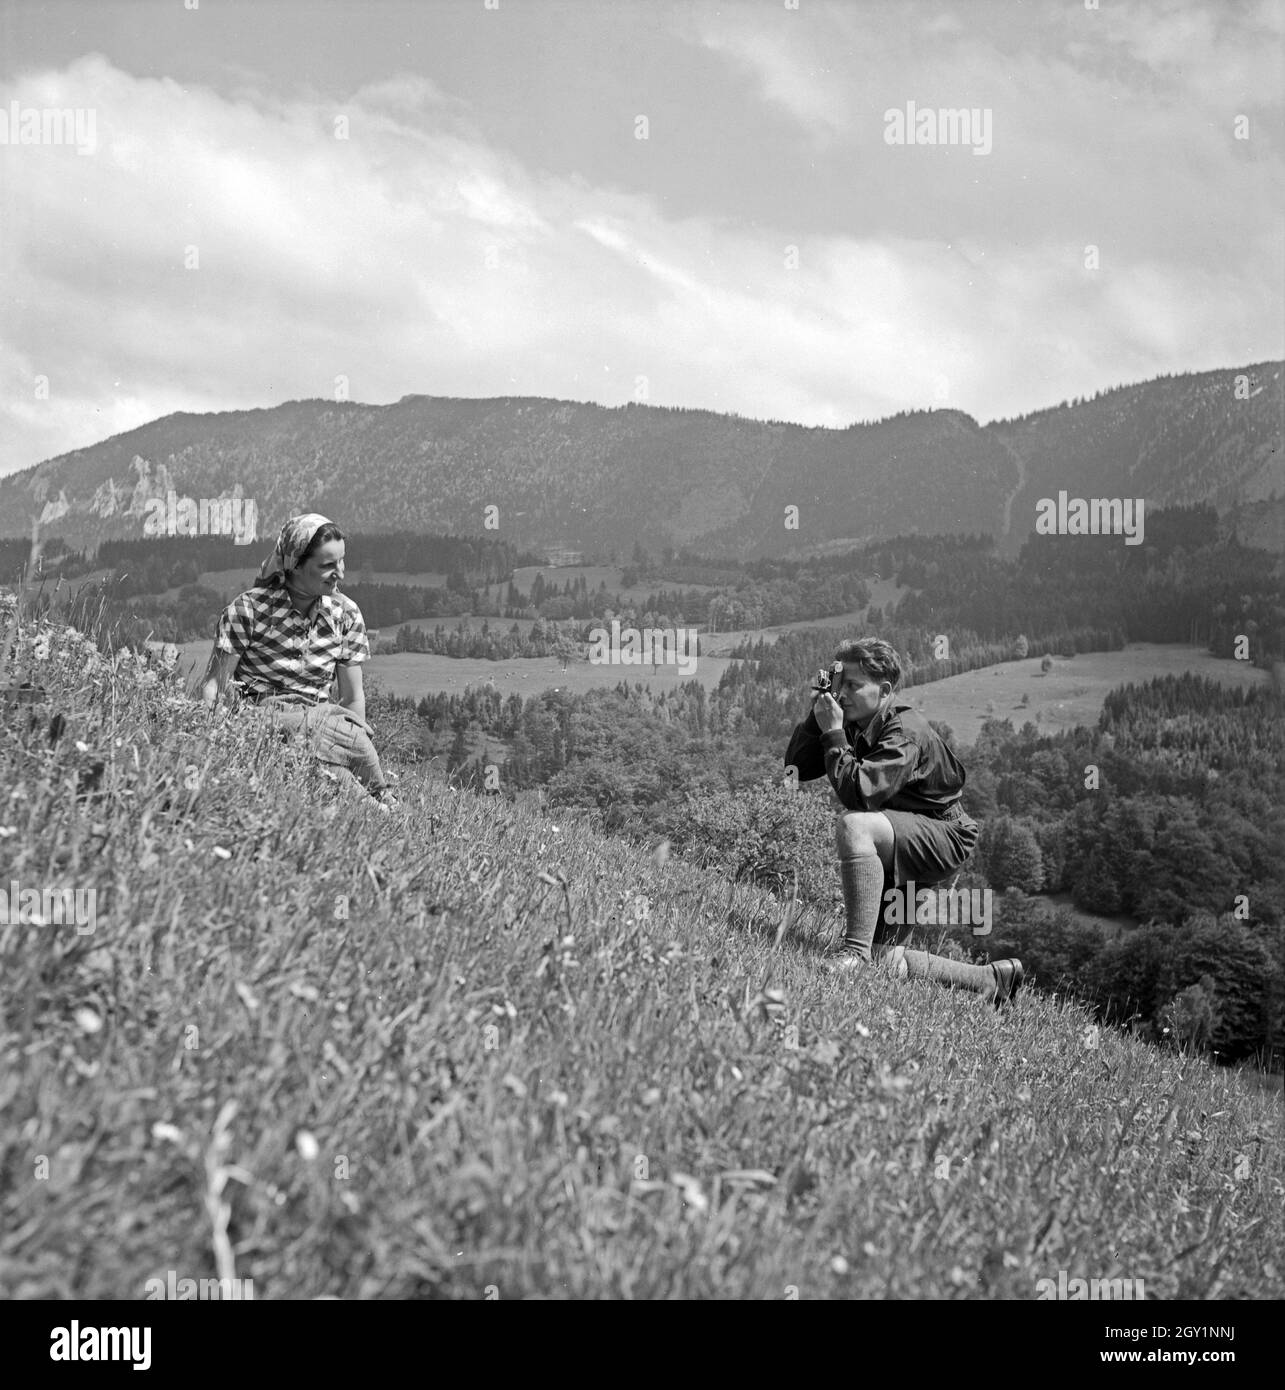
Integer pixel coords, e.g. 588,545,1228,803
2,361,1280,557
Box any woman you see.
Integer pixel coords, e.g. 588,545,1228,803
200,513,394,805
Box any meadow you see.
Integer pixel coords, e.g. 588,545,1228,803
2,600,1282,1299
362,651,740,699
163,643,740,698
164,636,1269,740
899,644,1269,747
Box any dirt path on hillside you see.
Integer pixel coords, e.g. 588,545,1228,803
999,436,1028,538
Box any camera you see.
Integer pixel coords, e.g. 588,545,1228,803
812,662,843,696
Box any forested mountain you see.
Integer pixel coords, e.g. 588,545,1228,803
998,365,1283,550
2,361,1279,558
7,503,1278,658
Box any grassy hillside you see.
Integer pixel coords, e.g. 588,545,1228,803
2,604,1283,1299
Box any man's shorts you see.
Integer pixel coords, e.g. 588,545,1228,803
881,802,979,889
875,802,980,945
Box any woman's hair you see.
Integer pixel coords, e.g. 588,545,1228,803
295,522,345,568
833,636,903,690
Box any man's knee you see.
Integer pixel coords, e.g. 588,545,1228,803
835,811,887,858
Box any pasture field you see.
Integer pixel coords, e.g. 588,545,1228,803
3,607,1283,1299
366,651,737,698
160,639,1262,733
905,644,1270,747
163,641,737,697
164,638,1267,733
1034,892,1142,940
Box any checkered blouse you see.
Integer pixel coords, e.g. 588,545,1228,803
214,582,370,705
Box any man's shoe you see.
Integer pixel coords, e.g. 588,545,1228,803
821,945,868,975
991,958,1024,1007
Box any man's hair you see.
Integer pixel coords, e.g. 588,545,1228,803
833,637,903,690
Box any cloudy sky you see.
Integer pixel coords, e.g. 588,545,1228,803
0,0,1281,477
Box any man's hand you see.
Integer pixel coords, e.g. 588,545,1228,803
813,692,844,734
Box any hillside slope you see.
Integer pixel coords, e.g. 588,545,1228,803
2,361,1279,560
2,602,1282,1298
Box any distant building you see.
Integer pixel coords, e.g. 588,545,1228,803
543,547,584,567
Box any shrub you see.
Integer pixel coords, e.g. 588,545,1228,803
669,778,837,906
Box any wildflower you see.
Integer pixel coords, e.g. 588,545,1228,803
670,1172,708,1214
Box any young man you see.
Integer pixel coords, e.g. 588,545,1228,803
784,637,1022,1005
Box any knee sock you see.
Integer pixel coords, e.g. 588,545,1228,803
901,949,996,995
839,854,887,961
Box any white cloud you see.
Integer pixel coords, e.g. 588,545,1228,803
686,22,853,140
0,33,1280,477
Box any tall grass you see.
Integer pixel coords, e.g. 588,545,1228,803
2,593,1282,1299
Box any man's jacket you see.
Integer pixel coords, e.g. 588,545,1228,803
784,696,967,815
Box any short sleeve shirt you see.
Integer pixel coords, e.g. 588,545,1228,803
214,582,369,705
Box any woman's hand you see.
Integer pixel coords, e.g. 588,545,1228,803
200,650,240,710
813,692,844,734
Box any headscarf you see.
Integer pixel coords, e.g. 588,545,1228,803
256,513,332,585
